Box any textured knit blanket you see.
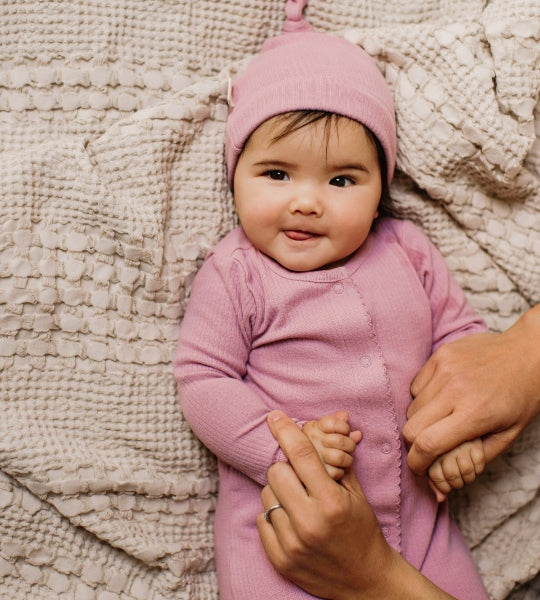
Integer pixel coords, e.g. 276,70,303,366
0,1,538,599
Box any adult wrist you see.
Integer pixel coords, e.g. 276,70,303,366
504,304,540,407
364,549,455,600
333,548,455,600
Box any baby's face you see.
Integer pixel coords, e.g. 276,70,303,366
233,115,382,271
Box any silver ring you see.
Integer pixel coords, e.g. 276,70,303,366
264,503,283,523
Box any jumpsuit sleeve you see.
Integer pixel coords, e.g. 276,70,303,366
173,250,285,487
394,219,488,350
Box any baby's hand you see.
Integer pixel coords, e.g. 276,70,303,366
302,411,362,480
428,438,485,502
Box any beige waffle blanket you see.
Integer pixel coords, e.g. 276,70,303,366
0,1,538,598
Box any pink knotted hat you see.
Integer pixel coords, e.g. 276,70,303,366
225,0,396,188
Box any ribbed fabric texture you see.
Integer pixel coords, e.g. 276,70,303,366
225,28,396,186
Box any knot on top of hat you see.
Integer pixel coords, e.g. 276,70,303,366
283,0,313,32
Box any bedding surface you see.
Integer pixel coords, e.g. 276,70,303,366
0,1,538,598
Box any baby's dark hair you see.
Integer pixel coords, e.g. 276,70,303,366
269,110,391,217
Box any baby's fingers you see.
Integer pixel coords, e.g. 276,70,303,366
322,432,358,455
319,447,355,481
428,460,454,496
455,440,485,484
320,446,355,469
427,440,485,502
317,412,351,435
469,439,486,475
457,454,478,484
428,478,448,503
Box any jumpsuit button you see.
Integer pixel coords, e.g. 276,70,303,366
332,282,344,294
359,356,371,367
382,527,391,538
381,443,392,454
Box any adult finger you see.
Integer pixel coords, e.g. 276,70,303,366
259,483,291,532
261,481,280,509
403,387,453,448
257,486,288,571
266,410,337,499
258,467,311,577
481,428,521,464
408,413,521,475
406,412,480,475
262,463,307,518
335,463,366,498
405,361,455,444
409,352,438,401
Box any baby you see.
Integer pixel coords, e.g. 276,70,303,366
175,2,489,598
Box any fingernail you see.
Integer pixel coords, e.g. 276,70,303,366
268,410,284,422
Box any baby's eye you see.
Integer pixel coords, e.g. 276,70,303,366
265,170,289,181
330,176,355,187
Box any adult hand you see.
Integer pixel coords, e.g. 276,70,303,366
404,305,540,475
257,410,456,600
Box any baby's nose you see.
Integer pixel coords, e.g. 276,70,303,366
288,185,323,216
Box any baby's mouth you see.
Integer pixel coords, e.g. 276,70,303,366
284,230,320,241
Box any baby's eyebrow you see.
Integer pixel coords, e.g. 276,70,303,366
327,162,370,172
253,160,294,169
